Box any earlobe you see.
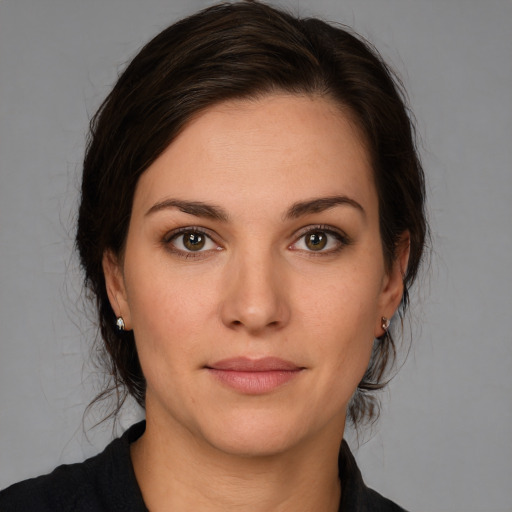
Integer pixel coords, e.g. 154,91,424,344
376,232,410,337
102,250,131,330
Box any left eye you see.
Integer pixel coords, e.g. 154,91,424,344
291,229,345,252
169,231,217,252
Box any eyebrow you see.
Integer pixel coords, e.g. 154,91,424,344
145,195,364,222
145,199,229,221
284,195,365,220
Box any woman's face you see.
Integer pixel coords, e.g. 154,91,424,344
104,94,406,456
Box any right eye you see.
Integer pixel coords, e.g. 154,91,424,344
166,229,219,254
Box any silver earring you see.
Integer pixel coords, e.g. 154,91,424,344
381,316,390,332
116,317,125,331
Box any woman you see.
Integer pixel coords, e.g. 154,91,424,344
0,1,426,510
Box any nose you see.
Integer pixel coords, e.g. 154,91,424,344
220,250,291,334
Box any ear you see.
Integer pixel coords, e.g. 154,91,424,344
375,231,410,337
102,250,132,330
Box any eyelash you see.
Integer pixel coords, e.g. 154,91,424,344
163,227,222,259
289,225,351,255
163,224,351,259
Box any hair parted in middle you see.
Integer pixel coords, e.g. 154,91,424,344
76,0,427,427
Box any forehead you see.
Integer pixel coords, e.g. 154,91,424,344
133,94,376,215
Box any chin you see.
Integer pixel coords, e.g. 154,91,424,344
206,429,302,459
196,408,333,459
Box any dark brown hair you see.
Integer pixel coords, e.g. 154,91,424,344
76,0,427,427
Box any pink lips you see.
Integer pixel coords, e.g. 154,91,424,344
206,357,304,394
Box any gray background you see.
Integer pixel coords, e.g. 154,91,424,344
1,1,511,511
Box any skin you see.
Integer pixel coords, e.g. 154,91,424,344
103,94,408,511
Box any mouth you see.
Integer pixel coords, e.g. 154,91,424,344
205,357,304,395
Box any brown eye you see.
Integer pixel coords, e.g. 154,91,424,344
182,232,206,251
290,226,349,254
305,231,328,251
166,228,220,257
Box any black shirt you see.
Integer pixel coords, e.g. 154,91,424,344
0,421,407,511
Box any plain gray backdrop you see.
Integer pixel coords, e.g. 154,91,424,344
1,1,511,511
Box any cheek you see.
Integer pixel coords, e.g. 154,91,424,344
123,253,222,372
125,281,203,408
298,264,382,340
296,264,381,386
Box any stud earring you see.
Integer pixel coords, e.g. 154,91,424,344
116,317,125,331
381,316,390,332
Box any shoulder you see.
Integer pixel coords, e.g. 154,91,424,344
0,422,147,512
361,487,409,512
339,440,409,512
0,461,98,512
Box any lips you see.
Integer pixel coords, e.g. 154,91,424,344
208,357,302,372
206,357,304,394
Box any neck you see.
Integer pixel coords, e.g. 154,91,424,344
130,414,343,512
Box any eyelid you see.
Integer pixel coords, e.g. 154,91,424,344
163,226,217,243
163,226,223,256
289,224,351,252
293,224,349,239
161,224,350,258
